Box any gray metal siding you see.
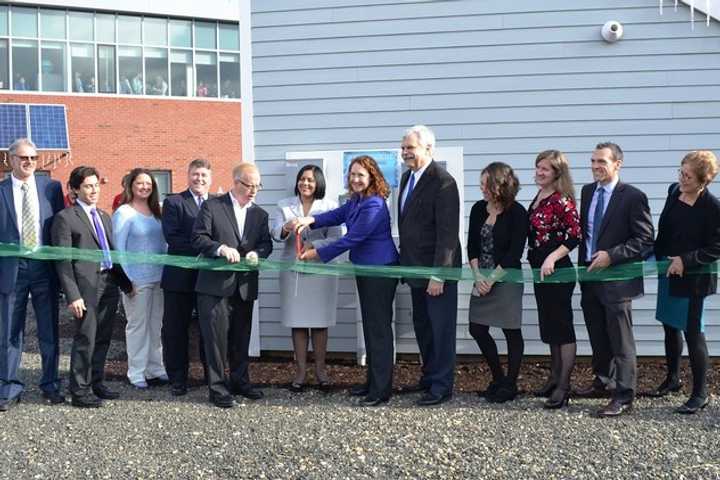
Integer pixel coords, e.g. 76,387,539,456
251,0,720,355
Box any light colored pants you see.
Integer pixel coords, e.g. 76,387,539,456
123,282,166,384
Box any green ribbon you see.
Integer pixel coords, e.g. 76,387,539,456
0,243,715,283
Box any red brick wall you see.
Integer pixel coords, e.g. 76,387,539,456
0,93,242,211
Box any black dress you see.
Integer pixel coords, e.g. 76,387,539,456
527,192,581,345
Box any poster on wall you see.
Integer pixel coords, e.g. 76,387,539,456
342,150,400,188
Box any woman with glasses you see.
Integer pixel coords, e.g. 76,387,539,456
652,150,720,414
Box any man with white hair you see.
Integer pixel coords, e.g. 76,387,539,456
0,138,65,411
398,125,462,406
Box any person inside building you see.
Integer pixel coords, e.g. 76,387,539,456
652,150,720,414
149,75,168,96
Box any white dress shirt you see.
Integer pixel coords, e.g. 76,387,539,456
11,174,41,244
401,160,431,211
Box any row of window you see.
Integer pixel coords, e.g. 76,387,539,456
0,6,241,99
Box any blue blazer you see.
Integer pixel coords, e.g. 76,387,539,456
313,194,398,266
0,174,65,294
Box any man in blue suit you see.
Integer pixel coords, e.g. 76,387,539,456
0,138,65,412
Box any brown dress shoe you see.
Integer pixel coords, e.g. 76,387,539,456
597,399,632,417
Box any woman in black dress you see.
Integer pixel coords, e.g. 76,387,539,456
527,150,581,409
652,150,720,414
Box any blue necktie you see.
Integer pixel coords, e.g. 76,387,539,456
91,208,113,270
591,187,605,255
403,173,416,212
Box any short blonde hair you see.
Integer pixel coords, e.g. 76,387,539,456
682,150,719,186
232,162,259,180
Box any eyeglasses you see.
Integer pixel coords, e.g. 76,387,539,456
14,155,38,162
237,179,263,191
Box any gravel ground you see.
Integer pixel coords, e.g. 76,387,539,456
2,346,720,480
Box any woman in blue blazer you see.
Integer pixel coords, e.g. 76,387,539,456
296,155,398,406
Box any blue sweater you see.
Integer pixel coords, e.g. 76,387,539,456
313,194,398,266
112,204,167,285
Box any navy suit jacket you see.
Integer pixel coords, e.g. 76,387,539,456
161,189,204,292
0,174,64,294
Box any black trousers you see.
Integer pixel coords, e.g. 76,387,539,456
580,282,636,402
356,275,397,400
161,290,206,387
197,292,253,397
69,272,120,396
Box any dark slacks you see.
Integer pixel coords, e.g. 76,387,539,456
70,271,120,396
580,282,636,402
0,260,60,400
197,292,253,397
410,281,458,397
161,290,206,387
356,275,397,400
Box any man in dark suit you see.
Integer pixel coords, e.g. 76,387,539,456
398,125,462,406
192,163,272,408
0,138,65,412
575,142,654,417
161,158,212,396
51,166,132,408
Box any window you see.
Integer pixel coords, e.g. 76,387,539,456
170,50,192,97
195,51,217,97
0,6,7,36
219,53,240,98
96,14,116,43
150,170,172,201
169,20,191,48
12,7,37,38
118,15,141,44
195,21,216,49
12,40,38,90
145,47,168,96
219,23,239,51
0,40,7,90
41,41,66,91
143,17,167,46
97,45,116,93
71,43,95,93
69,12,93,41
40,9,66,39
118,46,142,94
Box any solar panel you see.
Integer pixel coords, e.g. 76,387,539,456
0,104,29,149
29,105,69,150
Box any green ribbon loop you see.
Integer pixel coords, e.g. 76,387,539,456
0,243,715,283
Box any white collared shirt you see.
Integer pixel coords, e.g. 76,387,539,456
401,160,432,211
76,198,110,243
11,174,41,244
229,191,251,240
585,176,620,261
193,192,208,208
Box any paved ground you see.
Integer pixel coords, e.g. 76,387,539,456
2,348,719,480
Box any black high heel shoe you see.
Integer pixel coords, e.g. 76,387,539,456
534,379,558,398
676,396,709,414
648,378,682,398
544,390,570,410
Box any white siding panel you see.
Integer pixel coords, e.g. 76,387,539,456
251,0,720,356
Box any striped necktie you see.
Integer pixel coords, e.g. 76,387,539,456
20,182,37,249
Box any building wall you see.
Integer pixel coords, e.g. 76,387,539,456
0,93,242,209
251,0,720,355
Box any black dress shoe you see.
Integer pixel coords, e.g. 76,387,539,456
288,382,305,393
171,384,188,397
676,396,709,414
209,393,235,409
349,384,369,397
42,390,66,405
359,396,389,407
573,383,611,399
488,381,518,404
92,384,120,400
416,392,451,406
648,378,682,398
71,394,102,409
146,376,170,387
400,383,429,394
230,387,264,400
597,399,632,418
0,394,22,412
478,380,501,398
534,380,558,398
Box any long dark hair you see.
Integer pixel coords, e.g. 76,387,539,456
120,168,162,219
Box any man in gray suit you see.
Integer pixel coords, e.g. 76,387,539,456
51,166,132,408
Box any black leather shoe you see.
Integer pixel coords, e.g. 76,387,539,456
171,384,188,397
92,384,120,400
648,378,682,398
146,376,170,387
288,382,305,393
42,390,66,405
478,380,502,398
349,384,369,397
488,381,518,404
597,399,632,418
534,380,558,398
543,390,570,410
71,394,102,409
676,396,709,414
573,383,611,399
359,396,389,407
231,387,264,400
209,393,235,409
0,394,22,412
416,392,451,406
400,383,429,394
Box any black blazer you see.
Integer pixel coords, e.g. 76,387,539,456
51,204,132,303
398,161,462,288
655,183,720,298
467,200,528,270
191,193,273,300
161,190,203,292
578,181,654,302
